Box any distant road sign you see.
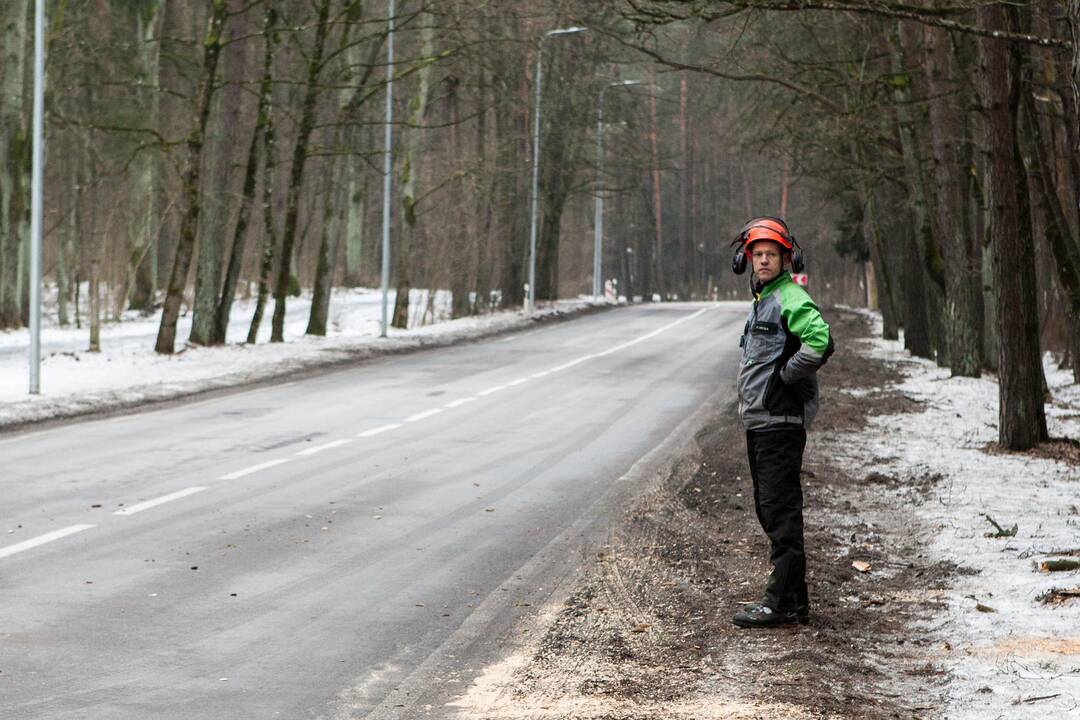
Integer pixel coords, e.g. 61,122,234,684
791,273,808,286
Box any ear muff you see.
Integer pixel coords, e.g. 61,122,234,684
732,248,748,274
790,236,805,273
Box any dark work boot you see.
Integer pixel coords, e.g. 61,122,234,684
731,603,799,628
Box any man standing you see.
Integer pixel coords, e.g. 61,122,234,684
729,217,834,628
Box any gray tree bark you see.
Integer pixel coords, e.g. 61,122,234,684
270,0,331,342
392,3,437,329
306,164,346,336
246,4,278,345
128,1,164,313
191,0,249,346
0,0,29,329
155,0,228,354
926,26,982,377
344,165,367,286
979,3,1048,449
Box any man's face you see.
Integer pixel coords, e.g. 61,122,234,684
750,241,784,284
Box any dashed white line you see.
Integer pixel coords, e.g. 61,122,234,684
506,378,529,387
0,524,96,560
219,458,291,480
477,385,507,397
357,423,403,438
444,397,477,409
113,487,208,516
530,370,552,379
296,439,353,456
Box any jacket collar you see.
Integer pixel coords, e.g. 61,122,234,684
753,271,790,300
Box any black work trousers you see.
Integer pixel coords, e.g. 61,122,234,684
746,428,808,613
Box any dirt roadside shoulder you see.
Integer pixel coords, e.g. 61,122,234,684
447,307,947,719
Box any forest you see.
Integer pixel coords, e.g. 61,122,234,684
0,0,1077,450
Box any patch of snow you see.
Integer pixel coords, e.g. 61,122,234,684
0,288,594,429
825,313,1080,717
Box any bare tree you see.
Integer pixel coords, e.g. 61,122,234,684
155,0,229,354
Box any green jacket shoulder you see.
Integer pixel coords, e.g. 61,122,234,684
770,275,830,354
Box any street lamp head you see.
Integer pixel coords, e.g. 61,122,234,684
612,80,641,87
547,26,586,37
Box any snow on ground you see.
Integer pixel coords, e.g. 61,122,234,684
830,310,1080,718
0,287,594,429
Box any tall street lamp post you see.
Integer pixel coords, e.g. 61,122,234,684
593,80,640,302
379,0,395,338
526,26,585,316
29,0,45,394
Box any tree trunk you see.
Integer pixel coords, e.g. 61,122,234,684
854,144,899,340
887,22,932,357
494,36,529,309
1022,5,1080,386
392,4,437,328
88,256,101,353
88,157,102,353
448,79,471,319
926,27,981,377
679,76,692,300
649,86,663,299
57,209,70,326
1069,2,1080,161
307,13,370,336
270,0,331,342
129,2,164,313
344,162,367,286
306,164,346,336
215,92,263,344
190,0,248,346
979,4,1048,449
981,233,999,373
217,5,274,344
536,201,564,302
0,0,29,329
154,0,228,354
246,69,277,344
901,218,931,357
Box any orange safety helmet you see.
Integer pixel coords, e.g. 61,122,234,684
731,216,804,274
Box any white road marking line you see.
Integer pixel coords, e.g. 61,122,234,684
405,408,444,423
296,439,353,456
113,487,207,516
357,423,402,438
596,307,709,358
444,397,477,409
219,458,291,480
453,308,712,405
542,307,709,376
549,357,590,373
0,524,96,560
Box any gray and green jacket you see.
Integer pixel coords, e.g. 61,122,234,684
737,272,834,431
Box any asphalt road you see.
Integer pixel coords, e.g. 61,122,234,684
0,302,745,719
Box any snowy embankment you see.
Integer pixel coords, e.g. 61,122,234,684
0,287,594,429
831,311,1080,717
